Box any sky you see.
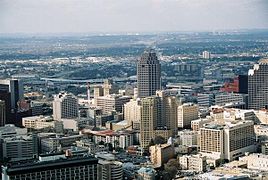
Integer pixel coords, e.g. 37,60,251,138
0,0,268,34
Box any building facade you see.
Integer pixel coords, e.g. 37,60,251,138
53,92,79,121
2,156,98,180
177,103,199,128
248,59,268,109
0,100,6,126
137,50,161,98
96,95,131,115
150,144,174,168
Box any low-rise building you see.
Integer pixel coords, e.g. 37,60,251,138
22,116,63,132
1,135,38,162
2,154,98,180
240,153,268,171
179,154,206,172
76,139,109,154
96,152,123,180
177,130,198,147
150,144,174,168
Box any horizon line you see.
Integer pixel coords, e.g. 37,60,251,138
1,28,268,37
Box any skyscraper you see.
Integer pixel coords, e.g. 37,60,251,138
137,49,161,98
0,79,24,110
140,96,162,148
0,100,6,127
139,94,175,148
53,92,79,121
248,59,268,109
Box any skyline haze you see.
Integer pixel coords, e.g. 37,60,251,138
0,0,268,34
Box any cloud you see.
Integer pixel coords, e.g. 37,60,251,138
0,0,267,33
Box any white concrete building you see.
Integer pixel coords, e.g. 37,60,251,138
96,94,131,115
240,153,268,171
22,116,63,131
53,92,79,121
124,99,141,129
179,154,206,172
178,130,198,147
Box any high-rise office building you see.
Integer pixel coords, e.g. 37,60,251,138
95,94,131,115
140,96,162,148
53,92,79,121
137,49,161,98
139,93,177,148
124,99,141,129
177,103,199,128
0,100,6,127
0,91,11,124
200,120,256,161
248,59,268,109
200,124,225,159
223,120,255,161
0,79,23,110
156,90,178,135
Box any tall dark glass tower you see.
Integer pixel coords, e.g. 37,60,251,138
248,59,268,109
137,49,161,98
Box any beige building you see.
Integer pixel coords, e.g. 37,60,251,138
179,154,206,172
140,97,162,148
150,144,174,167
22,116,63,131
178,130,198,147
200,124,225,159
254,124,268,141
200,120,256,161
223,120,255,161
157,90,178,136
191,118,213,131
93,79,117,99
124,99,141,129
96,94,131,115
254,109,268,124
240,153,268,171
178,103,199,128
94,86,104,98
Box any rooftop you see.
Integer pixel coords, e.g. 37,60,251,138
259,58,268,65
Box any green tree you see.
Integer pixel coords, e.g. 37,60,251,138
164,159,180,179
154,136,166,144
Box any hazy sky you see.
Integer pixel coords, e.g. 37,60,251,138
0,0,267,33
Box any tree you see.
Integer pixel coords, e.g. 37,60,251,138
164,159,180,179
154,136,166,145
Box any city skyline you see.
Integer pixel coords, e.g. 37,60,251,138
0,0,268,34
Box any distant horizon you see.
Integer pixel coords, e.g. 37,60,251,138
1,0,267,34
1,28,268,37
